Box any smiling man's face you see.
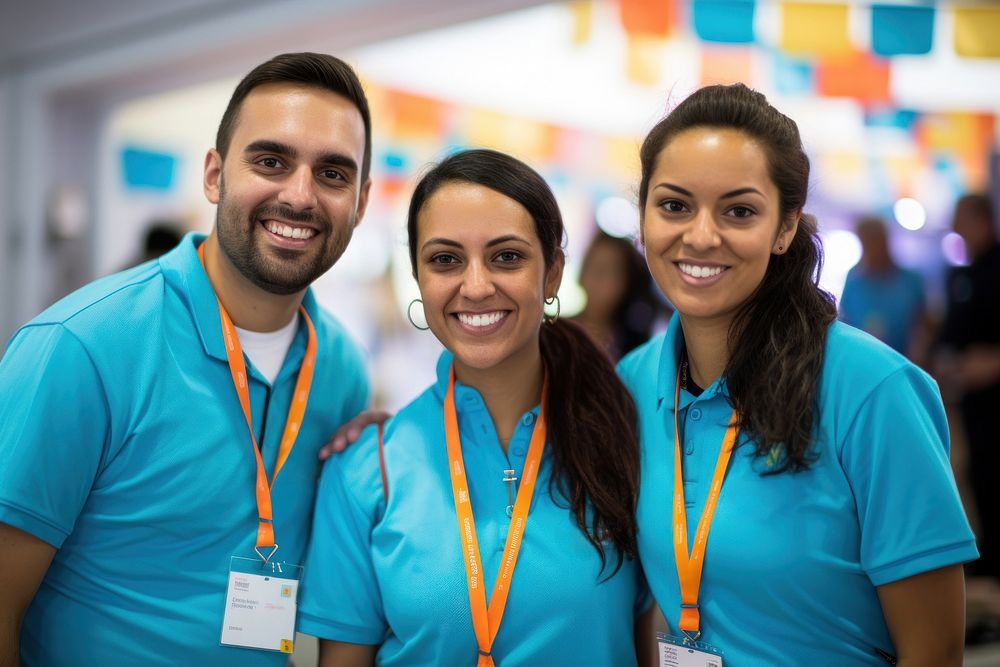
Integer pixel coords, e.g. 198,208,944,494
204,82,370,295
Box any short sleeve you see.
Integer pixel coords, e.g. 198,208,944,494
840,366,978,586
0,324,110,547
298,442,387,644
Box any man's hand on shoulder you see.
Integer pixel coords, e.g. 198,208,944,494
319,409,392,460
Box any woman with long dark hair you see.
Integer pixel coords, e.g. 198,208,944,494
299,149,651,665
619,84,977,664
572,230,667,361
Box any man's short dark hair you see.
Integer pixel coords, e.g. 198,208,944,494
215,52,372,182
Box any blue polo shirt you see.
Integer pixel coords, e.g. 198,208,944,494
839,265,925,354
299,352,648,666
0,233,369,666
618,316,977,665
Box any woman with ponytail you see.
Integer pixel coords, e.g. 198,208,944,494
299,149,651,666
619,83,977,664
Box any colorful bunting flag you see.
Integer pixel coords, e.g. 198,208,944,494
619,0,677,38
780,2,853,57
700,46,755,86
692,0,756,44
817,52,891,104
871,4,934,57
954,6,1000,58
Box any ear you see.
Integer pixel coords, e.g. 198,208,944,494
203,149,223,205
773,210,800,254
544,249,566,300
354,177,372,228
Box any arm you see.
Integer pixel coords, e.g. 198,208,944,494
318,409,392,460
956,343,1000,392
0,524,56,667
876,564,965,666
317,639,377,667
634,604,661,667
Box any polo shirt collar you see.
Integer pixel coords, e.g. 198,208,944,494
431,350,542,449
433,350,477,405
656,312,729,414
160,232,320,366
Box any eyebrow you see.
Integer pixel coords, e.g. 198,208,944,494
244,140,359,173
421,234,532,252
655,182,764,199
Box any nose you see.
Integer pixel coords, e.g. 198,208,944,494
683,209,721,251
459,261,496,301
278,166,317,211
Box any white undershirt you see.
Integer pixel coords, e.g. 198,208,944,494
235,314,299,385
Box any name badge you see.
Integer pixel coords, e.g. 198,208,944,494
658,633,724,667
220,556,303,654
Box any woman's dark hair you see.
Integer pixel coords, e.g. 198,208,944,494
408,149,640,574
580,231,665,359
216,52,372,182
638,83,836,473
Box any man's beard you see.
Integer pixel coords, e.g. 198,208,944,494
215,182,352,296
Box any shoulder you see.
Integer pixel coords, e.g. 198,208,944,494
11,262,165,356
312,306,368,375
30,262,163,331
329,384,443,504
617,332,666,393
820,321,938,422
842,266,863,284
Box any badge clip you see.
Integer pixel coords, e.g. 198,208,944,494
255,544,279,564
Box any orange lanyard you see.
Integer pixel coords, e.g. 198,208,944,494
198,244,317,564
672,360,738,641
444,365,547,667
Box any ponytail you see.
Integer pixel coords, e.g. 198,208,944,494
540,318,639,577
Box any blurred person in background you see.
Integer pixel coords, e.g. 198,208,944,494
299,149,653,666
620,83,976,665
572,230,669,362
839,215,931,364
119,219,186,270
0,52,374,666
137,220,185,263
936,193,1000,591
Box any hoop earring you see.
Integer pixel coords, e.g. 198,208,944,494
407,298,430,331
544,295,561,323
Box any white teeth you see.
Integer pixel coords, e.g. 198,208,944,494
265,221,316,240
679,263,724,278
458,311,506,328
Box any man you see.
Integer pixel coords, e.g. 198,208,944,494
0,53,372,666
839,215,929,361
937,193,1000,582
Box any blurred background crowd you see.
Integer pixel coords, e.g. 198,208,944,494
1,0,998,660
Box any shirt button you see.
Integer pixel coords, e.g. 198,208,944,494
690,408,702,421
463,394,477,405
521,413,535,426
685,444,695,455
512,446,526,456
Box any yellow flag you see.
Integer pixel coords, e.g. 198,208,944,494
780,2,853,57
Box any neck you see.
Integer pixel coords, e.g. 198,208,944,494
454,344,544,454
202,232,304,332
678,314,731,389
